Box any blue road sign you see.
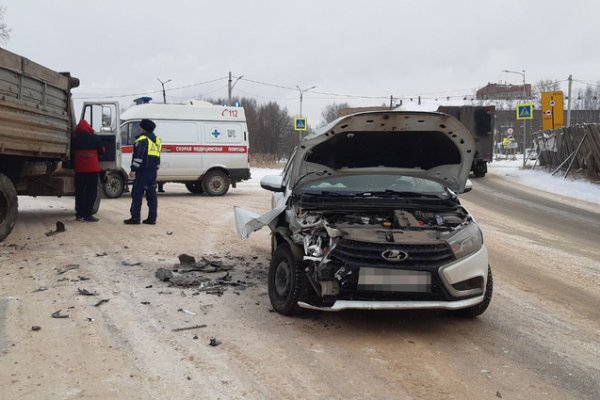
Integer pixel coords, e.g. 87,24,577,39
294,117,308,131
516,103,534,120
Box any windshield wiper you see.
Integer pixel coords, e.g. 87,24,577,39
299,191,352,197
357,190,447,199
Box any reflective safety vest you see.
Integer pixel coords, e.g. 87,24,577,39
135,135,162,157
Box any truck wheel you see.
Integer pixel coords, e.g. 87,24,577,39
472,163,487,178
185,182,204,194
0,173,18,242
103,172,125,198
454,266,493,318
268,244,307,315
92,178,102,215
202,170,230,196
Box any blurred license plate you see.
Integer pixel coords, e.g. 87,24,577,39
358,268,431,292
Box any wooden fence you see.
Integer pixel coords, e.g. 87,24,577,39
534,124,600,180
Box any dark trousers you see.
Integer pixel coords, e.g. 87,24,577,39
130,171,157,221
75,172,99,218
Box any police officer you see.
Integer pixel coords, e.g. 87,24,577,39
124,119,161,225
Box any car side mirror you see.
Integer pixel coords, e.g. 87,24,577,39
260,175,285,192
462,179,473,193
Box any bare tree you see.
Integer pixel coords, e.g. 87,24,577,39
0,6,11,44
532,79,561,100
256,101,294,159
574,85,600,110
319,102,351,126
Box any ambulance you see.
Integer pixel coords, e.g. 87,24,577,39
103,101,251,197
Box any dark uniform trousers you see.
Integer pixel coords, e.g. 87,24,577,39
130,170,158,222
75,172,99,218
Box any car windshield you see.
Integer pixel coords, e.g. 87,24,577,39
295,174,448,197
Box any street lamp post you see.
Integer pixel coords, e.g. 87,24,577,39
296,85,316,117
502,69,527,168
157,78,172,104
228,72,244,105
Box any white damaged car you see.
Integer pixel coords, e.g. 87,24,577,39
235,111,492,317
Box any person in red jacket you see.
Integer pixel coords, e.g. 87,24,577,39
71,120,104,222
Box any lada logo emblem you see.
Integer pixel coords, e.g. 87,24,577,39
381,249,409,262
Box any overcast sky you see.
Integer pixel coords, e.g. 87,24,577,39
3,0,599,126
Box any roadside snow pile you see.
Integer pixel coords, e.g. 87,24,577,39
488,159,600,204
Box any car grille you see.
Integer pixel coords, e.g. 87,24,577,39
330,239,455,269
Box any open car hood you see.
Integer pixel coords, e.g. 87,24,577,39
294,111,475,193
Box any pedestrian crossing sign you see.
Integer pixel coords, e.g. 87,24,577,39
516,103,534,120
294,117,308,131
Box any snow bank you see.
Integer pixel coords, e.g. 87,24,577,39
488,159,600,204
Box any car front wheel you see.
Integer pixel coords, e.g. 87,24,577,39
268,245,306,315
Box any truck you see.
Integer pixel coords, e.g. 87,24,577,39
0,47,120,241
437,105,495,177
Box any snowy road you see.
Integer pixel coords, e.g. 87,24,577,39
0,173,599,400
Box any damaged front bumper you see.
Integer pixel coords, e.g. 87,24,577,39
299,245,489,312
298,295,485,311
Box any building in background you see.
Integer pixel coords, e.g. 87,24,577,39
476,83,532,100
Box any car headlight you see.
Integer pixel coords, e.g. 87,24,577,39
447,222,483,259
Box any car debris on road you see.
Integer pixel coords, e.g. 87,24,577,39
51,310,69,318
57,264,79,275
78,288,98,296
171,324,207,332
45,221,66,237
93,299,109,307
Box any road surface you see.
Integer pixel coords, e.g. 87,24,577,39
1,174,598,399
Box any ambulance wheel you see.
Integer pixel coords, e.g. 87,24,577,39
202,170,229,196
0,173,18,242
103,172,125,198
185,182,204,194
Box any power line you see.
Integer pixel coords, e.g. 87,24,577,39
72,73,600,104
572,79,600,88
235,75,483,102
168,84,229,101
195,84,230,98
73,76,228,100
236,88,297,101
236,77,295,91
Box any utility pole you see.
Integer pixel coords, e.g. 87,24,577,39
228,72,243,106
390,95,393,109
566,74,573,127
157,78,172,104
296,85,316,117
